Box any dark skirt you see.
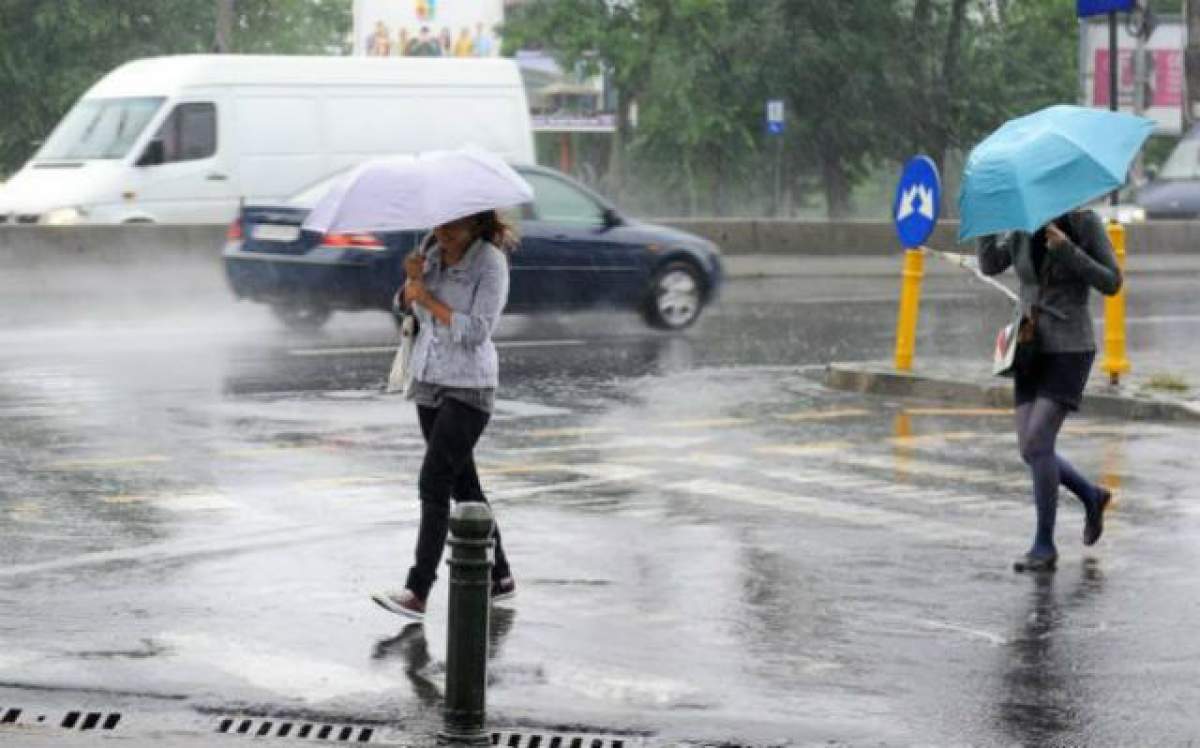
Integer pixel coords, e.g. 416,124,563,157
1014,351,1096,411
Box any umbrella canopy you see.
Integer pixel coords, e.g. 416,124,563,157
958,105,1154,241
302,147,534,235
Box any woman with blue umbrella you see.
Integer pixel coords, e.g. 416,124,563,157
960,106,1153,572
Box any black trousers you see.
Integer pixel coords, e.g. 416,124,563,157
405,399,511,600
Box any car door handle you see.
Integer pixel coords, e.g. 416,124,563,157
206,173,228,181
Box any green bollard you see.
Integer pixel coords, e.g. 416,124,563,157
439,503,494,745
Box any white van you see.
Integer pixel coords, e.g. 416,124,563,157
0,55,534,225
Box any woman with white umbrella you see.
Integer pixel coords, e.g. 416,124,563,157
302,148,532,619
372,210,517,619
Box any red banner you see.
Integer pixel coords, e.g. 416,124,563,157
1093,49,1183,108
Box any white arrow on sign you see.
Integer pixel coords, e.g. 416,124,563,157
896,183,935,222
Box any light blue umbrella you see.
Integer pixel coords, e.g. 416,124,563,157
958,105,1154,241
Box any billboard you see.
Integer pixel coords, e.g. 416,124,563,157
353,0,504,57
1081,17,1183,134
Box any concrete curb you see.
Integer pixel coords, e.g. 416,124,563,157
824,362,1200,423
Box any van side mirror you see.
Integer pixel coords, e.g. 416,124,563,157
137,139,165,167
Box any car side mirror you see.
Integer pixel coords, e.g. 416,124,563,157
601,208,622,229
137,139,165,167
1145,165,1159,182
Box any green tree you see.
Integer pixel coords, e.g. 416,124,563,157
764,0,904,218
622,0,775,215
0,0,350,176
505,0,1085,218
503,0,675,198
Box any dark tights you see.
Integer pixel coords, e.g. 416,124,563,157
405,400,511,600
1015,397,1100,557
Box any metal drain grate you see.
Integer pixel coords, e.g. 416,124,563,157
216,716,374,742
491,732,631,748
0,706,122,732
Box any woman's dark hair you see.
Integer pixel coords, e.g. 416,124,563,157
468,210,519,253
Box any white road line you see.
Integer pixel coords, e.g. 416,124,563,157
763,468,1000,510
1094,314,1200,325
906,617,1008,646
837,453,1018,490
489,434,714,457
493,399,574,418
288,339,586,357
496,339,587,349
665,478,994,544
491,465,655,499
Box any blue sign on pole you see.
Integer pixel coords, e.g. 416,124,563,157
1077,0,1135,17
893,156,941,249
766,99,785,136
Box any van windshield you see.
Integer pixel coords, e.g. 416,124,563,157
36,97,165,161
1158,138,1200,180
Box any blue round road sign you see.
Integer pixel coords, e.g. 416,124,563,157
893,156,941,249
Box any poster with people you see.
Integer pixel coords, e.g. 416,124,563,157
354,0,504,58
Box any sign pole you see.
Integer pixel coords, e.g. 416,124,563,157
1109,10,1120,207
1107,8,1130,386
774,135,783,217
891,156,941,373
766,100,785,217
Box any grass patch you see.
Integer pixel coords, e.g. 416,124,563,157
1145,372,1191,394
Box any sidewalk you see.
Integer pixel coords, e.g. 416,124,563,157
723,251,1200,279
824,357,1200,422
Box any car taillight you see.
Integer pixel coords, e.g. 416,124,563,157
322,232,385,250
226,219,243,240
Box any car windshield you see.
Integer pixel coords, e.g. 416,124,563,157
1158,138,1200,180
36,97,165,161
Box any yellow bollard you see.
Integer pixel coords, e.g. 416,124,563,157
893,248,925,371
1102,220,1130,386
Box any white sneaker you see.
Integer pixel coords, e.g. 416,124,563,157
371,589,426,621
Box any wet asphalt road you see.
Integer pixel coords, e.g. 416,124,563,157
1,267,1199,745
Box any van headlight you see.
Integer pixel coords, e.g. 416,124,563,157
41,207,84,225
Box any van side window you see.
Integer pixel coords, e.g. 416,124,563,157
153,103,217,163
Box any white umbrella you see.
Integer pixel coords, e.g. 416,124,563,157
302,146,534,234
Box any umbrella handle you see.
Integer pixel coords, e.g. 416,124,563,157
418,231,437,255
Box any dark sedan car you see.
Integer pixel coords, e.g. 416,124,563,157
222,165,723,330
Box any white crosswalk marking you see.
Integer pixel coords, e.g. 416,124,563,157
763,468,1006,512
665,478,995,544
489,434,713,456
835,453,1025,490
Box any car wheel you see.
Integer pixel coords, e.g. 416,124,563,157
271,303,332,331
643,261,704,330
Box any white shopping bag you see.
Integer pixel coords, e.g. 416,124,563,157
386,313,417,394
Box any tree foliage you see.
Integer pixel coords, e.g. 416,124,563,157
0,0,350,176
505,0,1083,217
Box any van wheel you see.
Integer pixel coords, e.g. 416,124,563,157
271,303,331,331
643,261,704,330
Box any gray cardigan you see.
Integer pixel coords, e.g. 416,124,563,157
409,239,509,389
977,210,1122,353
